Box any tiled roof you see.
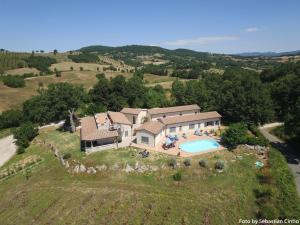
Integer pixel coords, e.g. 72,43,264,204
108,111,132,125
148,104,200,115
95,113,108,125
160,111,221,125
121,108,142,115
135,121,164,135
80,116,118,141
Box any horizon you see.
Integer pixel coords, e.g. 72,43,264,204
1,0,300,54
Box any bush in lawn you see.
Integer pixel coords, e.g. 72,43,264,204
13,122,38,153
199,159,208,168
168,158,177,168
183,158,191,167
63,153,72,160
173,171,182,181
221,123,247,149
214,160,225,170
2,75,25,88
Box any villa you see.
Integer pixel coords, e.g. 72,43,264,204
80,104,222,155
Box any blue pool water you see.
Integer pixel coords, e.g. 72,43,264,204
179,139,220,153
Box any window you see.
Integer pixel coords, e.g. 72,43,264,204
141,136,149,144
170,127,176,133
189,124,195,130
133,116,136,124
205,121,214,127
179,113,182,116
125,131,128,137
163,115,166,118
215,120,220,126
198,123,200,128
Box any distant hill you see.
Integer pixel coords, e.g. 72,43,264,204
235,50,300,57
78,44,210,58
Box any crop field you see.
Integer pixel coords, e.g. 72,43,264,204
0,52,29,72
0,127,260,225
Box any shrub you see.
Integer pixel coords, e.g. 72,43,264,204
25,56,56,73
214,160,225,170
221,123,247,149
13,122,38,153
199,159,208,168
63,153,72,159
55,70,61,77
173,171,182,181
168,158,177,168
80,67,83,71
183,158,191,167
2,75,25,88
0,109,23,129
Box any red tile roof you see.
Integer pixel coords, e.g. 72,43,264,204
108,111,132,125
135,121,164,135
80,116,118,141
121,108,142,115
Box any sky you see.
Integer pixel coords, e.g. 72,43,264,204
1,0,300,54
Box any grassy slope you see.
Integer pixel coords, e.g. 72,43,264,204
0,129,260,225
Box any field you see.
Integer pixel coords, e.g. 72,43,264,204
0,69,180,112
0,127,261,225
4,67,40,75
0,71,100,112
50,62,110,72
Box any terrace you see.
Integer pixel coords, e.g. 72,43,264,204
132,133,225,157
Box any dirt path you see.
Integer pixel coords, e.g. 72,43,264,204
0,135,17,168
259,124,300,195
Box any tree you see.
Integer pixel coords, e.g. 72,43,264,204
53,49,58,55
0,109,23,129
23,83,87,124
2,75,25,88
221,123,247,149
171,79,187,105
13,122,38,153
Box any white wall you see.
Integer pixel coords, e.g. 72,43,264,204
117,123,132,140
136,130,155,147
149,110,199,121
164,119,221,136
123,109,148,125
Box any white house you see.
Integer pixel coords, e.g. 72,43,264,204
80,104,222,151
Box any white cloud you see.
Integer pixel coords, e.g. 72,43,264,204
161,36,239,46
244,27,258,32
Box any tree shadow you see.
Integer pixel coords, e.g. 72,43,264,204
270,141,300,165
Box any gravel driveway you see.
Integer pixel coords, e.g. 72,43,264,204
0,135,17,168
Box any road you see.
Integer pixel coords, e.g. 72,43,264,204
0,135,17,168
259,124,300,195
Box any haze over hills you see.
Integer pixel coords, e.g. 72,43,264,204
235,50,300,57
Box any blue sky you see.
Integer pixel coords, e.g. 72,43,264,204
1,0,299,54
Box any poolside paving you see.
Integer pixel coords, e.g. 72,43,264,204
132,134,225,157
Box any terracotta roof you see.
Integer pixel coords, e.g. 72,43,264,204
121,108,142,115
80,116,118,141
148,104,200,115
135,121,164,135
95,113,108,125
108,111,132,125
160,111,221,125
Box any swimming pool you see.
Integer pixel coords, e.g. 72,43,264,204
179,139,220,153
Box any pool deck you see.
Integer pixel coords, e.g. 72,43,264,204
131,134,225,157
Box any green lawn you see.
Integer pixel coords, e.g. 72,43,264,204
0,128,262,225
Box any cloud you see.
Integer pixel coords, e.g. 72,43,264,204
244,27,258,32
161,36,239,46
